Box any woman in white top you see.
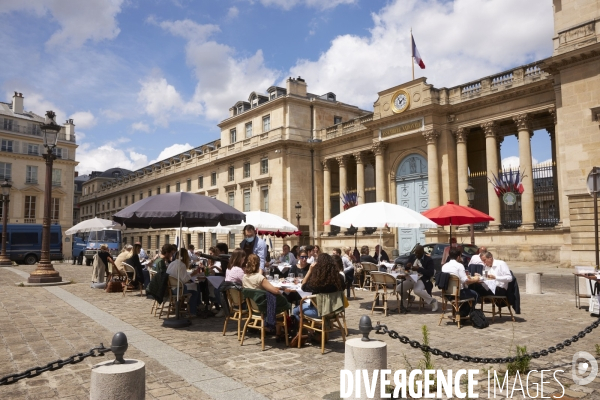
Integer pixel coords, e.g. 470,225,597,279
166,248,201,316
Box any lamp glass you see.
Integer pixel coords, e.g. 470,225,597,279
465,185,475,202
1,181,10,196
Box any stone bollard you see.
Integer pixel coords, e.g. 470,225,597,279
90,332,145,400
526,273,542,294
342,316,387,400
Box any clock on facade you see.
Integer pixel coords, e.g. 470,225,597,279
391,89,410,113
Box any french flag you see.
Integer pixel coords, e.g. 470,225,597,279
412,34,425,69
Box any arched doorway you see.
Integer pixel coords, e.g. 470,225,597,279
396,154,429,253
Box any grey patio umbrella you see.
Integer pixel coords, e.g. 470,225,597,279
113,192,245,328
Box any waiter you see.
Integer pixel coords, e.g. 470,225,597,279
239,224,267,272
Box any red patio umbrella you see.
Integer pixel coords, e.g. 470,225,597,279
421,201,494,244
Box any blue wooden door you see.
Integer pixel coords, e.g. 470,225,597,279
396,154,429,253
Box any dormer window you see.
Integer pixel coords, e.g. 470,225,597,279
270,92,276,100
237,105,243,114
334,116,342,124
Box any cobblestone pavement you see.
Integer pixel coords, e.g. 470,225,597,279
1,262,599,399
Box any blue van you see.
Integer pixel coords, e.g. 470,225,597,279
3,224,63,265
84,229,121,266
71,234,88,265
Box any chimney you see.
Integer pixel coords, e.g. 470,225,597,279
12,92,23,114
286,76,307,97
64,119,75,142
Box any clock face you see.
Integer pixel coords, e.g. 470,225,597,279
390,90,410,113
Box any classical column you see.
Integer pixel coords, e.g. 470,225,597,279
337,155,348,211
423,129,441,208
354,152,365,205
514,113,535,229
482,122,501,230
548,108,560,225
372,142,387,202
453,128,469,207
323,160,331,233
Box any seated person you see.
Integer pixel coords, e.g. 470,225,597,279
373,245,390,263
291,253,345,324
277,244,297,266
441,248,480,312
187,244,200,265
304,245,316,264
359,245,378,265
468,246,487,267
114,244,133,272
99,244,121,278
290,250,310,277
124,243,146,289
398,245,438,311
166,248,202,317
333,247,354,298
479,251,513,297
225,249,245,285
243,254,286,296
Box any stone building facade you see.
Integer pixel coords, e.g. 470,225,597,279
79,0,599,266
0,92,78,258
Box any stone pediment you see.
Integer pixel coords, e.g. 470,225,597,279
373,78,430,120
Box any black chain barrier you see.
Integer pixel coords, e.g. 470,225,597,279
0,344,112,386
375,316,600,364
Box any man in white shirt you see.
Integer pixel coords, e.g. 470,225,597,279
187,244,200,264
305,245,317,264
480,251,513,296
468,246,487,267
441,247,481,311
278,244,297,266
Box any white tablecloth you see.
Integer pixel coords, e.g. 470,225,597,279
481,278,497,294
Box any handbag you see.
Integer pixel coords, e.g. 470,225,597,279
469,309,489,329
105,280,123,293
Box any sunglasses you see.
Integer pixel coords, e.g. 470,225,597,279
300,256,308,259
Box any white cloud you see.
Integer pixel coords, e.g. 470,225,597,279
0,0,125,49
288,0,553,109
226,7,239,20
252,0,357,11
69,111,96,129
148,18,279,121
115,136,131,144
150,143,194,163
501,156,551,170
137,72,203,127
75,142,148,175
131,121,151,133
100,109,124,122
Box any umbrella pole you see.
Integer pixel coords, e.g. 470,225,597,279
449,223,452,245
163,214,191,329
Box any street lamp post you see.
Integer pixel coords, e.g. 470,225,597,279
28,111,62,283
295,202,302,246
465,183,476,245
0,179,12,266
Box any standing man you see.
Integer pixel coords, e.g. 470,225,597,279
239,224,267,272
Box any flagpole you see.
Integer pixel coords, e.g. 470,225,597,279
411,28,414,80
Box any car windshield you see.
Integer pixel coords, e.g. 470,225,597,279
88,230,120,243
462,245,478,255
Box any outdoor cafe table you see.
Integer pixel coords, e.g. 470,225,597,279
573,273,600,315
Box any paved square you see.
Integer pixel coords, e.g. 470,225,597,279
1,263,599,399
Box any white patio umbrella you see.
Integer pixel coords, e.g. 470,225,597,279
184,223,242,234
329,201,437,264
65,217,122,235
229,210,298,233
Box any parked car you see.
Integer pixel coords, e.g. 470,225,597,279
394,243,479,273
3,223,63,265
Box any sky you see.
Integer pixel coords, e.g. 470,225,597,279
0,0,555,175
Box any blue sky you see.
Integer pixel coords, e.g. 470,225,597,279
0,0,554,174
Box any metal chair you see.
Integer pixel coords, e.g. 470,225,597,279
438,275,473,329
121,262,143,297
370,272,400,316
480,295,515,322
223,288,249,340
297,292,346,354
158,277,192,319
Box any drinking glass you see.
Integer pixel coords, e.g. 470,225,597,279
288,273,295,283
298,273,303,284
267,274,273,282
274,274,279,282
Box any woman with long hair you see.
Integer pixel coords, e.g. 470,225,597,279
124,243,145,289
243,254,291,296
226,249,245,285
166,247,202,317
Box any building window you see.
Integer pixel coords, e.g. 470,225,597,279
228,166,234,182
228,233,235,250
123,237,127,245
27,144,39,155
148,189,152,197
243,162,250,178
112,199,115,208
26,166,38,184
139,192,143,200
260,158,268,174
228,192,235,207
156,235,160,249
166,184,170,193
334,116,342,124
245,122,252,138
198,176,204,189
125,195,128,206
0,162,11,180
52,169,61,186
24,196,36,219
262,115,270,132
157,186,161,195
211,172,217,186
261,187,269,213
230,128,236,144
165,235,170,244
53,148,63,159
3,119,13,131
186,179,191,192
147,236,152,250
51,198,60,220
176,182,180,192
1,139,13,152
118,197,122,207
211,233,217,247
243,189,251,212
198,233,204,251
131,194,135,204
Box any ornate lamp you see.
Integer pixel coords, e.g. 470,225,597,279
465,183,476,245
295,202,302,245
0,179,12,266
